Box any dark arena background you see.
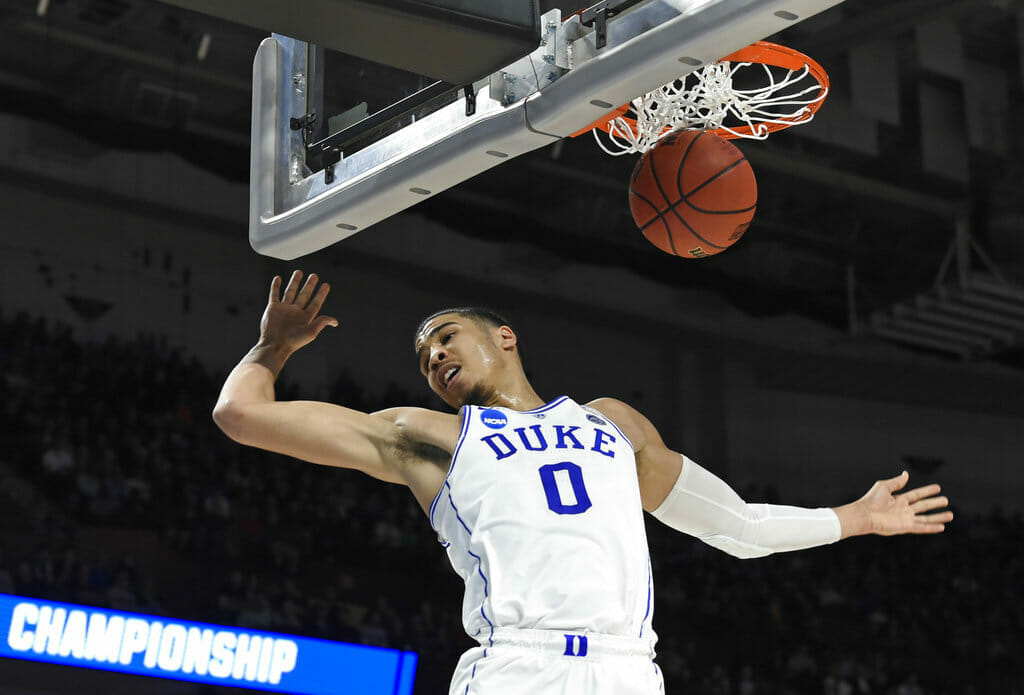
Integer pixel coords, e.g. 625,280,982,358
1,1,1023,693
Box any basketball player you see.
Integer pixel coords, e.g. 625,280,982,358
213,271,952,694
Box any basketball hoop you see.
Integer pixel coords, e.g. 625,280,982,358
578,41,830,156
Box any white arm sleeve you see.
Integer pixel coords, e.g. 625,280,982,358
650,455,842,559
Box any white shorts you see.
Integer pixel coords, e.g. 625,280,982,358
449,628,664,695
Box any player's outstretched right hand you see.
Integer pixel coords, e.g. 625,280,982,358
260,270,338,353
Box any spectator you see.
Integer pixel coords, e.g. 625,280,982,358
40,429,74,477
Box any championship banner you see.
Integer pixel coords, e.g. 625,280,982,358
0,593,417,695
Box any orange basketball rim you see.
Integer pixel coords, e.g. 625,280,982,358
574,41,830,141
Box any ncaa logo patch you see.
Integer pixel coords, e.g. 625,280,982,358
586,413,607,426
480,408,508,429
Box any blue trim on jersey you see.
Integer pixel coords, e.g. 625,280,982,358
429,405,473,531
446,482,474,537
477,603,494,648
583,405,636,452
521,395,569,414
639,558,652,638
446,487,495,648
463,661,480,695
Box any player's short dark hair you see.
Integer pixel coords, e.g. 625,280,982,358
414,307,522,359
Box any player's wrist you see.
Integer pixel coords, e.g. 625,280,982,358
833,501,873,539
245,339,294,377
255,335,294,353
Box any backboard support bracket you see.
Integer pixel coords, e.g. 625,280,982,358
322,148,341,185
580,0,635,49
289,113,317,148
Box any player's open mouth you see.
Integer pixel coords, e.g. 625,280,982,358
443,365,461,388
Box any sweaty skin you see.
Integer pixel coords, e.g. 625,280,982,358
213,271,953,538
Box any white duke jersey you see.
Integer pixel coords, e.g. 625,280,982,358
429,396,657,646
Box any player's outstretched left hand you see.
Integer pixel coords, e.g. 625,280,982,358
857,471,953,536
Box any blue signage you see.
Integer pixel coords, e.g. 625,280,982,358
0,593,416,695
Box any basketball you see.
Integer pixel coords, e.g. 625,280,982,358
628,129,757,258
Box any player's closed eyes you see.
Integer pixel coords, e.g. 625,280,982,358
419,335,453,374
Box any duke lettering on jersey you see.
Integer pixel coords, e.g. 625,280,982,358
481,424,617,461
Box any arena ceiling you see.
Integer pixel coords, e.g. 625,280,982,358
1,0,1023,365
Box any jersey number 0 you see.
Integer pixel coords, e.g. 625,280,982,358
538,462,592,515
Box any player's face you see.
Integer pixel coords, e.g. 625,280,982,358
415,315,502,409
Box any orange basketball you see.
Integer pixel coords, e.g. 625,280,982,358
628,129,757,258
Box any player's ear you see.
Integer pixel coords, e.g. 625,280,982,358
496,325,517,351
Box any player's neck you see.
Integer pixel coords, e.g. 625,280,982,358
480,377,545,412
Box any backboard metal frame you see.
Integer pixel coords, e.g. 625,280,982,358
250,0,845,259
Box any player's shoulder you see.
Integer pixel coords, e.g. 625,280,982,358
584,397,650,449
584,396,638,419
373,405,461,430
373,406,462,451
373,405,454,421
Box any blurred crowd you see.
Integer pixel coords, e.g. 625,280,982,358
0,311,1020,694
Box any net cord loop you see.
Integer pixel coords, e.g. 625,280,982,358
592,51,829,156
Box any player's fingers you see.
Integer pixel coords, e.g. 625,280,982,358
312,315,339,335
910,495,948,514
883,470,910,493
910,510,953,533
268,275,282,303
282,270,303,303
902,483,941,504
295,272,319,309
306,282,331,315
912,522,947,534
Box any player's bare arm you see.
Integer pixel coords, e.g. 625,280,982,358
588,397,953,546
212,270,458,511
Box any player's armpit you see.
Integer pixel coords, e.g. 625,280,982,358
373,407,461,513
390,436,453,515
586,397,684,512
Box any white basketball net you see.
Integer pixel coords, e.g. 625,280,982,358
593,60,828,155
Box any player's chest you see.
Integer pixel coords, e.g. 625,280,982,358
449,409,636,515
466,405,628,460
